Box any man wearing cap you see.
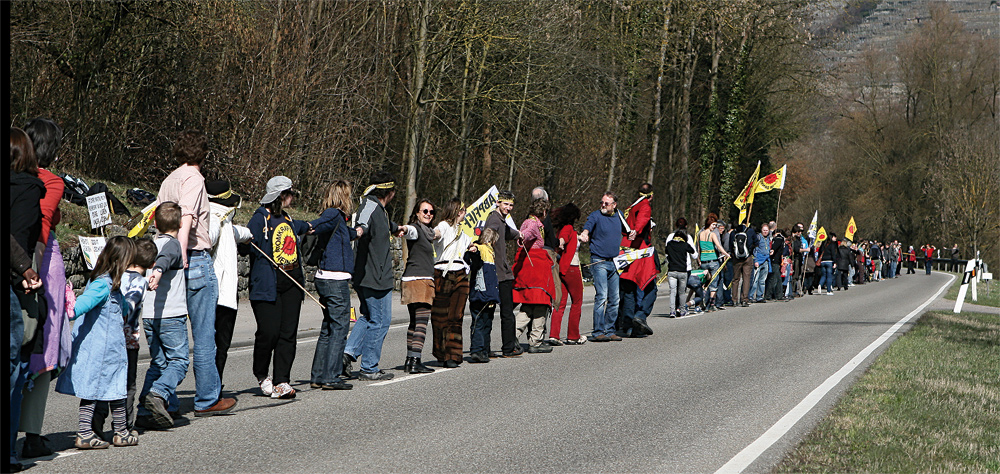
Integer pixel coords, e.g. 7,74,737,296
205,180,251,383
155,130,236,416
343,171,406,380
484,190,522,357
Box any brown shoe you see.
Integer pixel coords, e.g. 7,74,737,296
194,397,237,417
607,334,623,341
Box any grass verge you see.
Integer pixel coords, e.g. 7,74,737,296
775,310,1000,473
942,272,1000,308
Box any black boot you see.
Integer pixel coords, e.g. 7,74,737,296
403,357,415,374
412,358,435,373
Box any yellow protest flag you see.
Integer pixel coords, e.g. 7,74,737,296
458,186,499,239
845,217,857,241
127,202,158,238
734,161,761,225
815,226,828,245
753,164,786,194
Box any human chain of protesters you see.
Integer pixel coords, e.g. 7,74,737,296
9,126,952,468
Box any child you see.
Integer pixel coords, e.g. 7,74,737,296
465,228,500,363
137,202,191,430
54,236,139,449
92,239,157,440
683,269,710,316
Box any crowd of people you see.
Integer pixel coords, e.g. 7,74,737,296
7,125,949,470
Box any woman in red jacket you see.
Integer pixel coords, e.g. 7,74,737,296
548,203,585,345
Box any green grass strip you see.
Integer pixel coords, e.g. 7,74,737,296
776,311,1000,473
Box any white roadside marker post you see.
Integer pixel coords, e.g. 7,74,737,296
954,259,977,313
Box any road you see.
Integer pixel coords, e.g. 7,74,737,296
16,271,954,473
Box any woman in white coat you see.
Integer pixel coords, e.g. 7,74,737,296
206,180,252,385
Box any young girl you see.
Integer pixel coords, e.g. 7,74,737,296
55,236,139,449
465,228,500,363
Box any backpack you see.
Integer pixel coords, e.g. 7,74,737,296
733,231,750,259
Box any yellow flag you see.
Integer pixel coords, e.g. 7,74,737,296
815,226,828,245
753,164,786,194
845,217,857,241
733,161,761,224
127,202,158,238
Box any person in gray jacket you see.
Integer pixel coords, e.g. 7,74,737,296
343,171,406,381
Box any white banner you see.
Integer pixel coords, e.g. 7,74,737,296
79,236,107,270
86,192,113,228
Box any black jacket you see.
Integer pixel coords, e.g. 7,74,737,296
9,172,46,260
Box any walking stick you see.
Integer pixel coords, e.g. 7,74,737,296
704,256,730,290
249,241,325,309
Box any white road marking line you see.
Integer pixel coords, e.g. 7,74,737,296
714,273,956,474
367,367,456,386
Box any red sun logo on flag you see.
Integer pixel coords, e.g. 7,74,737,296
818,230,827,239
763,174,778,185
848,224,855,233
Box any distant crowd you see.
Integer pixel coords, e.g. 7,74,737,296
8,125,946,470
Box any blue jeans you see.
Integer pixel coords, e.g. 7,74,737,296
925,259,932,274
717,261,734,305
468,301,495,354
621,279,657,323
185,251,221,411
139,316,190,413
818,261,834,292
591,260,620,337
311,279,351,384
344,287,393,373
749,264,768,300
701,260,721,293
889,261,897,278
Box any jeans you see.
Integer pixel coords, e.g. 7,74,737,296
591,260,620,337
311,279,351,384
185,251,221,411
818,261,835,292
139,316,190,414
468,301,496,354
344,286,393,373
701,260,721,293
717,260,734,305
749,264,768,301
667,271,687,314
889,261,897,278
621,279,657,323
925,259,932,274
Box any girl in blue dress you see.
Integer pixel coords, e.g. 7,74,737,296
55,236,139,449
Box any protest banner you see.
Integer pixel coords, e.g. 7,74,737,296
459,186,499,239
87,192,113,229
79,236,107,270
128,202,158,238
613,247,654,273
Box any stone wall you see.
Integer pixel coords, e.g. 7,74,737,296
61,234,406,297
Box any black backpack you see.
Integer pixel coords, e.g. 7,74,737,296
733,231,750,259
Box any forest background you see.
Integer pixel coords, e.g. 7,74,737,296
8,0,999,269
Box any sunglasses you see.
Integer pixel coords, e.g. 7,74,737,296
420,209,435,215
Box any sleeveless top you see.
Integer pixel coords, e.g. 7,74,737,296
699,231,718,261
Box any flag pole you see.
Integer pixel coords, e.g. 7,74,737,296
775,188,782,225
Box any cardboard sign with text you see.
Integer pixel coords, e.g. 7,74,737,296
79,236,107,270
86,193,113,229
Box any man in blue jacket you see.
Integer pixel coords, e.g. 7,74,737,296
579,192,628,342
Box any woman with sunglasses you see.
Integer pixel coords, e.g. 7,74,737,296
400,199,441,373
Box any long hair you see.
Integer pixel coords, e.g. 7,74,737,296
408,198,435,225
436,198,464,226
552,202,581,229
322,180,354,216
9,128,38,176
525,198,550,219
90,236,137,290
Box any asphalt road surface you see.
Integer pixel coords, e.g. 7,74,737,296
17,271,954,473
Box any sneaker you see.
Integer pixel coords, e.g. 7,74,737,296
468,352,490,363
271,383,296,399
112,432,139,447
359,370,394,381
544,337,564,346
74,434,110,450
526,344,553,353
826,291,834,295
258,376,274,397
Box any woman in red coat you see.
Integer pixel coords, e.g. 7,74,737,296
548,203,584,345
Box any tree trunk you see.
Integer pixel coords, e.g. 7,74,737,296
404,0,432,218
507,51,531,191
648,0,671,184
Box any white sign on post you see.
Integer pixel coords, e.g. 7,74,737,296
78,236,107,270
86,193,113,229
